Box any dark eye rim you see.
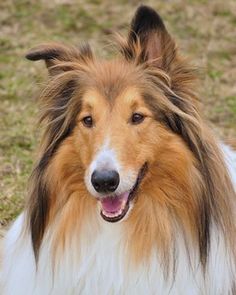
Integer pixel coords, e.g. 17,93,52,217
82,115,93,128
131,113,145,125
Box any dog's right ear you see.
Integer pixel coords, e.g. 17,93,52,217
122,5,177,72
26,42,93,75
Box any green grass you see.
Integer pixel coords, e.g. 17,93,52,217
0,0,236,225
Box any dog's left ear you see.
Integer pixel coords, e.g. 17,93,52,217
26,42,92,75
127,5,177,71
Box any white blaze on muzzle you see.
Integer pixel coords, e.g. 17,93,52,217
84,138,137,198
84,138,140,222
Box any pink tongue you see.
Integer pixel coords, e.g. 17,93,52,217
101,192,129,213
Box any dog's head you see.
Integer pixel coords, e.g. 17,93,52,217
27,6,194,222
26,6,234,265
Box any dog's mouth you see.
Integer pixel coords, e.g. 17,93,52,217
99,163,148,223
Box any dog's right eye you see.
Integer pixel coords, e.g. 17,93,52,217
82,116,93,128
131,113,145,125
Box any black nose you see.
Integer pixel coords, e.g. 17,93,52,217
91,170,120,193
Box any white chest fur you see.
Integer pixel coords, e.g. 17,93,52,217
1,214,235,295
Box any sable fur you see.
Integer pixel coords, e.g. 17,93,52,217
2,5,235,294
27,7,235,267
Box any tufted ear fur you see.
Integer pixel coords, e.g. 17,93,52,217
126,5,177,71
26,42,93,75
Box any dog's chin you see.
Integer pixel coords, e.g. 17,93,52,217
98,163,148,223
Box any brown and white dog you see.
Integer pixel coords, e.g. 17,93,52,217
1,6,236,294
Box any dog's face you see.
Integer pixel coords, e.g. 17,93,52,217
76,85,154,222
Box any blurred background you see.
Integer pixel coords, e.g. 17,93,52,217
0,0,236,226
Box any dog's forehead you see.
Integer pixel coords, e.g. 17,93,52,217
81,87,145,110
83,59,144,99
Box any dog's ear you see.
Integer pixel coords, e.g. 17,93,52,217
127,5,177,71
26,42,92,75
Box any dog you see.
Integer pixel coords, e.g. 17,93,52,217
1,5,236,294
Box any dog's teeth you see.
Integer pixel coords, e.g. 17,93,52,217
121,200,126,210
100,196,129,219
102,208,123,218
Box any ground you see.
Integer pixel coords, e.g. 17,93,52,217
0,0,236,226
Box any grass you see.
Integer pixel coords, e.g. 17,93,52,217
0,0,236,225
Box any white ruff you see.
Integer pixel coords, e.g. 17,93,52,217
1,144,236,295
221,143,236,188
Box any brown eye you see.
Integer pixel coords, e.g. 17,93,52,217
131,113,145,125
82,116,93,128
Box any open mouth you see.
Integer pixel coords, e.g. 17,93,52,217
99,163,148,223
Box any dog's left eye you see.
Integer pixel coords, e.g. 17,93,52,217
82,116,93,128
131,113,145,125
